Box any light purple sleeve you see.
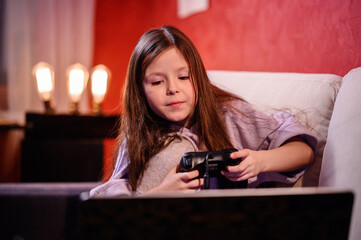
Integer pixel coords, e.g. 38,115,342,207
110,140,129,179
223,100,318,187
89,140,132,197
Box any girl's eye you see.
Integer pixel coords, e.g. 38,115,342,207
179,76,190,80
151,81,162,86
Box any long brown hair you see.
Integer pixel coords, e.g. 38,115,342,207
119,26,241,190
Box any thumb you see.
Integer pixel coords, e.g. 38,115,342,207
166,165,178,177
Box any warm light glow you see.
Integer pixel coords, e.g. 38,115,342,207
91,65,110,104
36,68,53,93
33,62,54,101
69,69,85,101
67,63,89,103
91,69,108,103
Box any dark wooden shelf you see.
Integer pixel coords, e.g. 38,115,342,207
21,112,119,182
24,112,119,139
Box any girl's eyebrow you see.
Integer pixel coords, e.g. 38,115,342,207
146,67,189,77
145,72,164,77
177,67,189,72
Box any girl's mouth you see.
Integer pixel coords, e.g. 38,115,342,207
167,101,184,107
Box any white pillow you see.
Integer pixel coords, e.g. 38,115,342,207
208,70,342,186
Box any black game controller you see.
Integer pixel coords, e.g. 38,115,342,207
177,148,242,189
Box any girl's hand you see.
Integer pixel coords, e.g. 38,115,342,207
221,139,314,182
221,149,263,182
150,166,204,193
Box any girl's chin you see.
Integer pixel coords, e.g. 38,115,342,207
173,117,194,128
162,113,194,128
162,116,188,126
166,118,186,126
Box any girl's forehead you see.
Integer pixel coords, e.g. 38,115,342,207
145,48,189,73
153,47,184,62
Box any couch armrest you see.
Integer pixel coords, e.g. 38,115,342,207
319,67,361,240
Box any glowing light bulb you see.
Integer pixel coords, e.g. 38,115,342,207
90,65,111,114
91,69,108,103
32,62,55,113
69,69,86,101
67,63,89,114
36,68,53,95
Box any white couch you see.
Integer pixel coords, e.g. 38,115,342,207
208,67,361,240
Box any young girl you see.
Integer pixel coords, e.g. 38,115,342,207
90,26,317,197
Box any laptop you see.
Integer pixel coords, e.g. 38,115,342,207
78,188,354,240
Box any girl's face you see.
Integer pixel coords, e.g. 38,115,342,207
143,47,196,126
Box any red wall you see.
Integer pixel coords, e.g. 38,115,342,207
94,0,361,112
93,0,361,177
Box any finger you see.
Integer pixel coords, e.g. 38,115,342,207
226,160,248,172
169,166,177,174
187,170,200,179
232,172,253,182
179,170,200,181
226,163,243,172
223,169,254,182
187,178,204,189
164,166,178,178
222,168,249,178
222,170,243,179
230,149,249,159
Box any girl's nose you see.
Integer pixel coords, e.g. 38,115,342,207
167,79,179,95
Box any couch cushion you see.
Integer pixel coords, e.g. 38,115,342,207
208,70,342,186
